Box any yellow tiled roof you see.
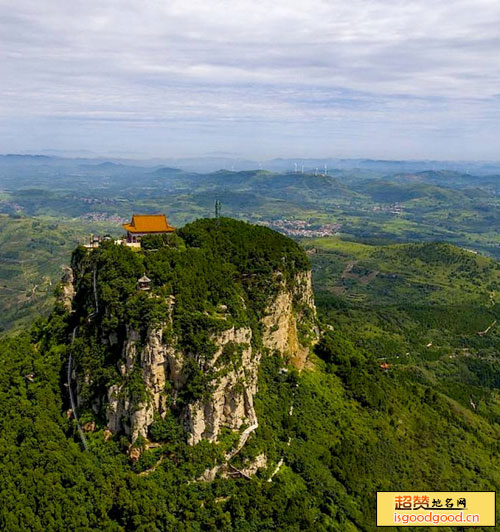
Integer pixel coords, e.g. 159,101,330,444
123,214,175,233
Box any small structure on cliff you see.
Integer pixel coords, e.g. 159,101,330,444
123,214,175,244
137,275,151,291
84,233,112,249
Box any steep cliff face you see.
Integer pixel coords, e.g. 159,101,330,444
64,218,317,448
185,325,257,445
99,268,315,445
261,270,317,370
107,326,166,441
58,266,75,311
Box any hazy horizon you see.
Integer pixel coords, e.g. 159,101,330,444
3,151,500,166
2,1,500,160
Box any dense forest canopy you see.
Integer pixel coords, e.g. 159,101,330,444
0,218,499,531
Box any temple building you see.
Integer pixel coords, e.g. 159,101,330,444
122,214,175,243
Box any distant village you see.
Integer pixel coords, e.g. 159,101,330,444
257,219,341,238
80,212,126,224
372,203,404,215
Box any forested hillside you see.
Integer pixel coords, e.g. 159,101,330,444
0,223,499,531
308,238,500,431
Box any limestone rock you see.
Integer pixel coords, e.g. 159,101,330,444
234,453,268,478
261,270,318,369
93,269,316,448
59,266,75,311
186,326,257,445
129,447,141,461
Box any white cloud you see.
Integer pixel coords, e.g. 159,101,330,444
0,0,499,158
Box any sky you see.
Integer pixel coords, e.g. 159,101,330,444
1,0,500,160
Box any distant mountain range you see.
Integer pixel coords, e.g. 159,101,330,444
2,153,500,175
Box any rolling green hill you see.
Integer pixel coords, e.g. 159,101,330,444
355,179,476,204
0,215,118,333
306,238,500,306
307,238,500,428
0,157,499,529
1,157,499,259
390,170,500,193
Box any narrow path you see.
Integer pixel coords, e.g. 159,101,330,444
139,455,165,477
92,266,99,314
477,320,497,336
67,327,89,451
226,422,258,460
88,266,99,320
197,422,259,481
267,459,284,482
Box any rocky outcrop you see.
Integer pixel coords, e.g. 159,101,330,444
107,327,166,441
75,268,316,447
58,266,75,311
105,323,259,445
186,326,257,445
185,270,316,443
234,453,268,478
261,270,318,369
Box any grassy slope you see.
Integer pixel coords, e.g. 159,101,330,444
0,215,117,333
306,238,500,306
306,237,500,420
